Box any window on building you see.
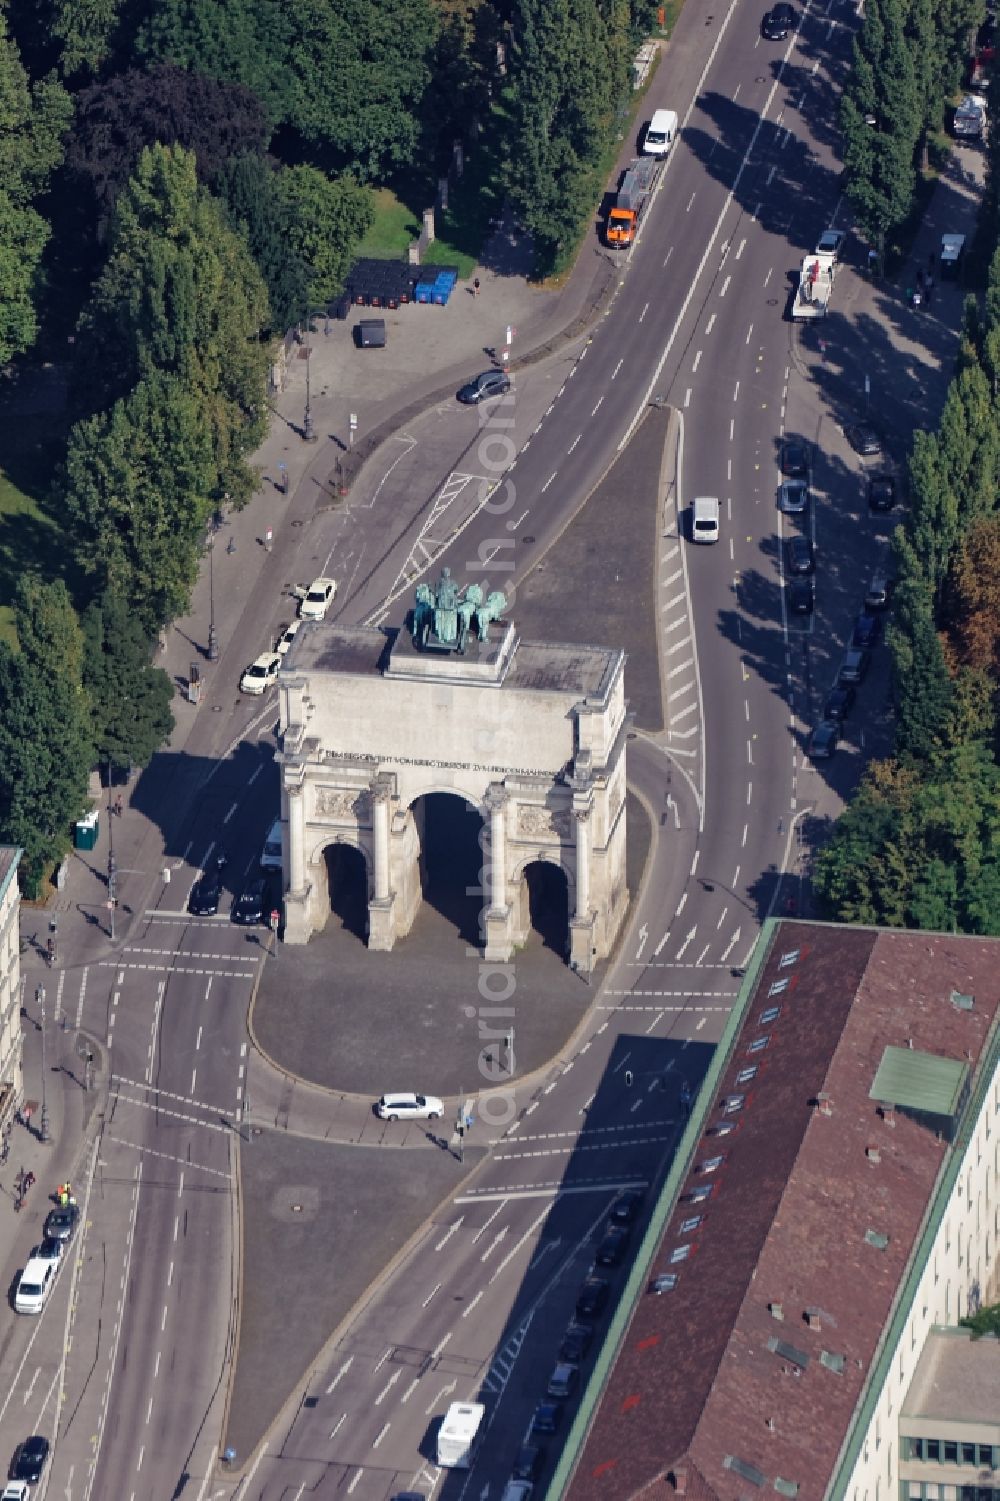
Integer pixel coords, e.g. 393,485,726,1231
926,1485,939,1500
903,1439,922,1462
977,1447,995,1471
926,1441,941,1462
943,1486,957,1501
760,1006,781,1025
944,1444,958,1464
962,1445,976,1466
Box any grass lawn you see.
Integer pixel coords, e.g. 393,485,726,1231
0,403,73,645
354,183,486,281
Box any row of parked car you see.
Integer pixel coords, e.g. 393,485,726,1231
501,1189,645,1498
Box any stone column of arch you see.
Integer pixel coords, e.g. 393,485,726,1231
371,775,392,903
574,805,592,921
484,783,515,963
287,781,306,896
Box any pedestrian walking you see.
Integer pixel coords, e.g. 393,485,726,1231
473,277,481,298
23,1171,35,1192
227,537,236,554
114,794,124,817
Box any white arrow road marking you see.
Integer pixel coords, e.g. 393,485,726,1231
480,1228,509,1262
720,927,742,962
426,1381,457,1417
326,1356,353,1393
635,923,649,958
435,1217,464,1252
675,926,697,959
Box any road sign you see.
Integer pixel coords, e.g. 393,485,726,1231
349,413,358,431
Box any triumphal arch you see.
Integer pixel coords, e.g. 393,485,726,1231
276,570,628,973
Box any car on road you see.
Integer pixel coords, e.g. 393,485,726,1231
375,1093,443,1121
846,423,883,457
839,647,871,685
512,1444,545,1482
823,685,855,723
188,867,223,917
15,1257,55,1315
457,370,511,404
239,651,281,695
576,1276,611,1318
852,612,881,649
232,876,272,926
596,1224,631,1266
867,473,896,511
546,1361,579,1399
610,1188,644,1224
815,228,846,260
778,479,810,514
865,571,893,610
787,576,814,615
559,1320,594,1363
531,1400,564,1436
2,1482,30,1501
297,576,337,620
276,619,301,656
11,1437,49,1484
31,1238,63,1263
808,721,840,760
762,3,795,39
43,1204,79,1243
786,534,815,574
691,495,721,544
500,1483,534,1501
780,438,810,478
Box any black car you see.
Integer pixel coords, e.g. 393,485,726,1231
864,571,893,610
232,876,271,926
531,1400,563,1436
610,1188,644,1225
559,1320,594,1363
787,576,815,615
189,868,223,917
32,1238,63,1263
576,1276,610,1319
12,1435,50,1483
808,721,840,760
846,423,883,457
852,612,881,649
43,1204,79,1243
867,473,896,511
839,647,871,685
786,534,815,575
762,3,795,39
457,370,510,404
780,437,809,477
596,1225,631,1267
824,685,855,723
512,1443,545,1482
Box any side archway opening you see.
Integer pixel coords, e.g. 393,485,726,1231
323,843,369,943
519,860,570,957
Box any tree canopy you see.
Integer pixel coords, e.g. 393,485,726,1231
82,588,175,771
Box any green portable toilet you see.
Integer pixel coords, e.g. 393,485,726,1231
74,810,99,851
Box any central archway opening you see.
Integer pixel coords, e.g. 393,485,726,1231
412,793,485,945
323,843,368,942
521,860,570,956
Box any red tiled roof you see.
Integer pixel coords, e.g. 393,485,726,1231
562,923,1000,1501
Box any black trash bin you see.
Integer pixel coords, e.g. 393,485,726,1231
355,318,386,349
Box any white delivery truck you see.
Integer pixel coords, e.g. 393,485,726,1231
792,252,836,319
643,107,678,157
436,1401,486,1468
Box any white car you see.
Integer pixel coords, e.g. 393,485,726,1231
240,652,281,695
375,1093,444,1121
2,1483,31,1501
276,619,301,656
298,577,337,620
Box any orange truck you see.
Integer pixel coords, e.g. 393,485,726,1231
605,156,661,248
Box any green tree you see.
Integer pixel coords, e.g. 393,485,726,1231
58,370,218,631
0,579,93,897
840,0,921,248
136,0,295,125
888,576,954,760
213,153,309,333
81,589,175,772
278,165,374,306
76,143,270,498
51,0,124,77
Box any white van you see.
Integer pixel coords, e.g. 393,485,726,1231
15,1256,55,1314
643,108,678,157
260,818,282,870
692,495,720,544
437,1401,486,1468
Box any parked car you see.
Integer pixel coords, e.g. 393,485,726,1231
761,4,795,39
546,1362,579,1399
576,1276,610,1318
43,1204,79,1243
778,479,809,514
815,228,846,260
610,1188,645,1225
375,1093,443,1121
276,619,302,656
787,576,815,615
11,1437,50,1484
240,651,281,695
457,370,511,404
531,1401,563,1436
596,1225,631,1266
839,647,871,685
559,1321,594,1364
866,473,896,511
512,1444,545,1482
231,876,271,926
188,868,223,917
786,534,815,574
865,571,893,610
1,1482,30,1501
297,576,337,620
846,423,883,457
823,685,855,723
808,720,840,760
852,612,881,649
31,1238,63,1263
779,438,810,477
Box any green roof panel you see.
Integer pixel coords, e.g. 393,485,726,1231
869,1046,968,1117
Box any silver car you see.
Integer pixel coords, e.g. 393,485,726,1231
778,479,810,513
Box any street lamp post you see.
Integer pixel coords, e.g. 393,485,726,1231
207,521,219,661
36,986,49,1143
303,323,316,443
